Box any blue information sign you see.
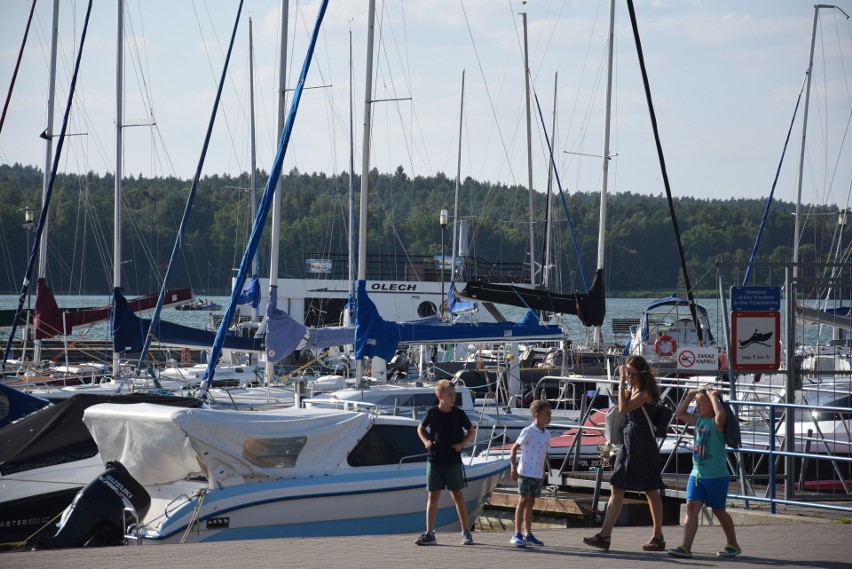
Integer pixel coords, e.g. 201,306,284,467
730,286,781,311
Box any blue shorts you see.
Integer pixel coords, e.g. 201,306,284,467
686,474,729,510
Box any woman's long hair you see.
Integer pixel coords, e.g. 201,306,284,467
624,354,660,403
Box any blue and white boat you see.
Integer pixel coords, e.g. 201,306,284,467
49,402,508,544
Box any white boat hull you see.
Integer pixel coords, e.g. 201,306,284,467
137,458,506,543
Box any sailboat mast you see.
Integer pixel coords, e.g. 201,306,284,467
593,0,616,348
33,0,60,364
521,11,535,288
112,0,124,375
793,5,841,279
248,16,258,320
348,28,356,308
543,72,557,290
451,70,465,287
355,0,377,386
263,0,288,385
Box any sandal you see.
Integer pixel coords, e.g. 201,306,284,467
582,533,611,551
642,535,666,551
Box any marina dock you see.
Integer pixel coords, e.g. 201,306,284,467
3,522,849,569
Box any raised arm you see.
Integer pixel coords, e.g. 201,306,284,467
707,388,727,433
675,389,699,427
616,365,652,413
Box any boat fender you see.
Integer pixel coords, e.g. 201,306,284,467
653,335,677,357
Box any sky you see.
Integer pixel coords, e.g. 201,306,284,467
1,0,851,210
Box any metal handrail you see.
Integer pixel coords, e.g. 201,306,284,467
542,373,852,515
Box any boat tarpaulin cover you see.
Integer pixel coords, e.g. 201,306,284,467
0,393,202,476
83,404,372,488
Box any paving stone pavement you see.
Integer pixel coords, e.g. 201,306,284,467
2,523,851,569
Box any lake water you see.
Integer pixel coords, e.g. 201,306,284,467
0,294,829,349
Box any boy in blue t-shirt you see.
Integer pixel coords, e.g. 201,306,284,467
669,388,741,559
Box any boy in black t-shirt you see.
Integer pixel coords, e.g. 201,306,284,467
415,379,477,546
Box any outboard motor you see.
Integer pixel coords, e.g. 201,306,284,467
33,461,150,549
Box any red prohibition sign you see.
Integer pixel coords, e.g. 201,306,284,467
678,349,696,368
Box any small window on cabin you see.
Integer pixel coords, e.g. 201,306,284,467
411,393,440,408
347,424,427,467
242,436,307,468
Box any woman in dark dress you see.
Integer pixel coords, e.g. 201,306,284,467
583,355,666,552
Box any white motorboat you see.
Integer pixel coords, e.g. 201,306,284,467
303,383,576,441
625,296,720,376
36,403,509,546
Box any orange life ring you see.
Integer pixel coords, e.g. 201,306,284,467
654,335,677,357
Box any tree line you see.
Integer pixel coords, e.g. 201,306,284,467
0,162,838,297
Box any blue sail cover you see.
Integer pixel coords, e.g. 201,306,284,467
355,280,400,360
112,288,146,353
355,280,563,361
237,275,261,309
112,288,261,353
303,326,353,354
263,287,355,363
264,286,307,362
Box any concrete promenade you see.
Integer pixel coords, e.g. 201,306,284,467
3,522,851,569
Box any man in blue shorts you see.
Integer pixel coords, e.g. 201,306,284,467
669,388,741,559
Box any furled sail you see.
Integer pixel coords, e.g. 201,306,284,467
461,268,606,327
28,279,192,340
111,289,261,353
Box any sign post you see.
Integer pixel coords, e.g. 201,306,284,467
730,286,781,372
731,310,781,370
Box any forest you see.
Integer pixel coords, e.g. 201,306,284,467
0,162,838,297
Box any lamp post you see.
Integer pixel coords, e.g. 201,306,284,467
22,205,35,281
439,209,448,318
22,206,34,344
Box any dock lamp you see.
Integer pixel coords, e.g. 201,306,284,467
439,209,448,318
22,205,35,329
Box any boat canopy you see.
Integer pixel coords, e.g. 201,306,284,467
83,404,373,489
638,295,715,345
0,394,201,476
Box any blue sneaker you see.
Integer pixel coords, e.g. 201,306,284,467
510,532,527,547
461,530,474,545
525,533,544,546
415,531,436,545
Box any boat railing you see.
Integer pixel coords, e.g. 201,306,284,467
533,375,578,411
301,397,383,416
469,422,510,462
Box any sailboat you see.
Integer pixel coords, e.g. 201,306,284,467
459,8,607,331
